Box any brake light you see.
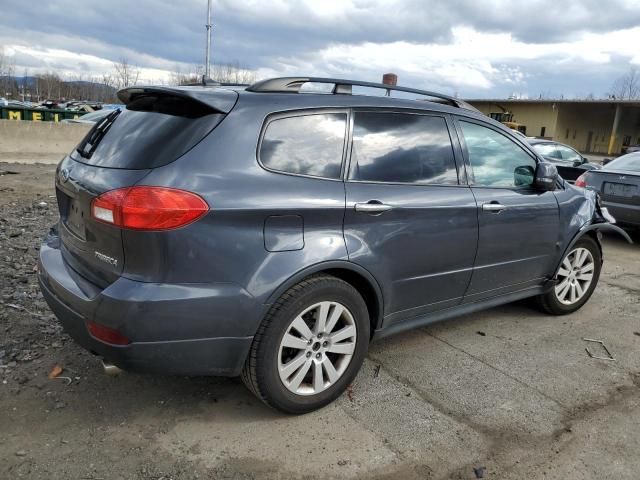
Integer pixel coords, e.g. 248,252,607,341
86,321,130,345
91,186,209,230
575,173,587,188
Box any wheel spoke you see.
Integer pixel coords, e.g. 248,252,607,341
291,316,313,340
557,267,571,277
570,284,577,303
580,263,594,274
313,360,324,392
280,352,308,378
281,333,309,350
288,358,312,391
576,249,588,268
575,281,584,298
577,273,593,282
327,341,355,355
314,302,330,334
556,281,571,301
322,357,339,383
325,304,344,334
329,325,356,343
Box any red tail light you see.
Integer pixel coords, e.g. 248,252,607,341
91,186,209,231
86,321,130,345
575,173,587,188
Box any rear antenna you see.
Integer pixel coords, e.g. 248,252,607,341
204,0,212,78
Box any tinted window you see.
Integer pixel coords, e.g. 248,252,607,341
349,112,457,184
72,95,225,169
260,113,346,179
460,121,536,187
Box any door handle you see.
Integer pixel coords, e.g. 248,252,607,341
482,202,507,213
354,201,393,214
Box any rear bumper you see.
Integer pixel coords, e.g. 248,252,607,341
602,200,640,227
37,232,257,376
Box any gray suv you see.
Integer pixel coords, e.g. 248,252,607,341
38,77,630,413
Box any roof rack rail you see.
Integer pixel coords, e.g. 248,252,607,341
246,77,479,112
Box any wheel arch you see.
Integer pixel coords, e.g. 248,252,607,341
263,261,384,338
553,222,632,276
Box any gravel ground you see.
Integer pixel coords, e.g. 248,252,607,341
1,162,639,480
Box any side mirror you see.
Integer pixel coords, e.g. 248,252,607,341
534,162,558,191
573,159,583,167
602,158,613,166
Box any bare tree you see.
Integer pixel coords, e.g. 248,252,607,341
0,45,18,99
112,57,140,89
212,61,256,84
609,67,640,100
169,64,203,86
170,61,255,86
37,72,63,99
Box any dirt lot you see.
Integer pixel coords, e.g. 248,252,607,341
1,162,639,480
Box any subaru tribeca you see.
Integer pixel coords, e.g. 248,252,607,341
38,77,631,413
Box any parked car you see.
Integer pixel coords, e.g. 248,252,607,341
576,152,640,228
61,108,116,124
38,78,630,414
622,144,640,155
528,139,601,183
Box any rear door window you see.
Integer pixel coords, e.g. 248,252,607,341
259,113,347,179
348,112,458,184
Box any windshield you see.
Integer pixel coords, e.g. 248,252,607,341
605,153,640,172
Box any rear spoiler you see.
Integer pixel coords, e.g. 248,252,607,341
117,85,238,114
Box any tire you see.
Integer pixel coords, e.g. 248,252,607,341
242,274,370,414
536,235,602,315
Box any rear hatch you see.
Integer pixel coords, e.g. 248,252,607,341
56,86,237,287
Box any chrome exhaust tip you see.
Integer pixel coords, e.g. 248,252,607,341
101,360,123,376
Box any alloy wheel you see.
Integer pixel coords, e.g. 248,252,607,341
554,247,595,305
277,301,357,396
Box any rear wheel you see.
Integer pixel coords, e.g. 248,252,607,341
536,236,601,315
242,275,369,414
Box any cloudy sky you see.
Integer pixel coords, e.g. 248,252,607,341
1,0,639,98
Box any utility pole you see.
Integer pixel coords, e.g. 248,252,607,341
205,0,212,79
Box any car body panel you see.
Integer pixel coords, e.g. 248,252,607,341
463,187,559,301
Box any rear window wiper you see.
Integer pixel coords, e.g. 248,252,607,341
77,109,121,158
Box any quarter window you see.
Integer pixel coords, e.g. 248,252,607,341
260,113,347,179
349,112,458,184
460,121,537,188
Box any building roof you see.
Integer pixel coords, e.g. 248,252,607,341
465,98,640,106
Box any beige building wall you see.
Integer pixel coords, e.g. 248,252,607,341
472,102,559,138
470,101,640,155
555,104,615,153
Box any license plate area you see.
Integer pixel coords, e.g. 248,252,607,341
603,182,637,198
62,195,88,240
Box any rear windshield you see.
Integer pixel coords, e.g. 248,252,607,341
606,153,640,173
71,94,225,169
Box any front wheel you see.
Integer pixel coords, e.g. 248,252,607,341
536,236,602,315
242,275,370,414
